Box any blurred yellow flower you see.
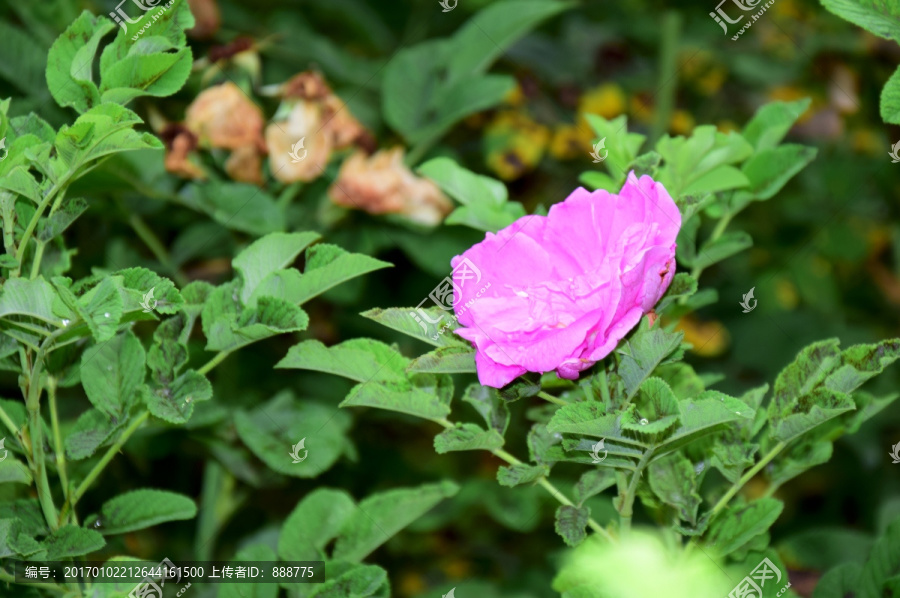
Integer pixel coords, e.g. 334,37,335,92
768,86,816,123
577,84,626,126
670,109,695,136
851,129,881,155
775,278,799,310
549,124,587,160
675,316,730,357
716,120,739,134
484,109,550,180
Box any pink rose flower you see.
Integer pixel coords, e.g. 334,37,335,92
451,172,681,388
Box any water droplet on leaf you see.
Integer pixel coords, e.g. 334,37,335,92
639,418,649,425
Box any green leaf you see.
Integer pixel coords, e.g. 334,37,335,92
0,277,60,326
332,481,458,562
142,369,212,424
233,232,320,304
42,525,105,559
768,439,833,490
0,458,32,485
497,463,547,487
202,288,309,353
362,306,466,348
572,470,616,506
434,423,504,453
769,388,855,444
65,409,121,460
0,21,47,98
292,244,391,305
812,563,863,598
448,0,571,79
407,345,476,374
418,157,507,207
655,273,698,313
859,517,900,597
117,267,184,315
340,377,452,421
820,0,900,43
98,2,195,104
88,489,196,535
278,488,357,561
706,498,783,556
617,321,684,402
621,378,681,437
693,231,752,270
38,197,88,242
824,338,900,395
276,339,409,383
742,98,812,151
584,114,647,182
682,164,749,195
55,104,162,172
79,331,146,418
554,505,590,547
648,452,702,525
234,392,352,478
740,144,817,200
310,563,388,598
180,181,284,236
770,339,842,415
882,67,900,124
0,167,43,205
462,383,510,434
46,11,114,112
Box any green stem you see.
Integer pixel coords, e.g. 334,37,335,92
47,379,70,510
689,211,733,282
26,358,58,530
29,241,46,279
709,441,785,518
0,569,67,593
61,410,150,523
197,351,232,376
597,368,611,404
194,461,225,561
537,391,570,407
618,448,655,535
435,418,616,543
12,184,60,278
128,213,189,287
648,11,682,146
405,133,441,167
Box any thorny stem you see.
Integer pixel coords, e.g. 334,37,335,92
537,390,570,406
60,410,150,525
618,448,655,535
434,418,617,543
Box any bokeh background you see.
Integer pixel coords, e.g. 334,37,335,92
1,0,899,596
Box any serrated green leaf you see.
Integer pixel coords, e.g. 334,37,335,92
46,11,114,113
42,524,105,559
434,423,504,453
117,267,183,315
276,339,408,383
497,463,547,487
234,392,352,478
820,0,900,44
706,498,783,556
362,306,466,348
0,277,60,327
554,505,590,547
770,388,855,444
142,369,212,424
617,321,684,402
233,232,320,304
310,563,388,598
740,144,817,200
824,338,900,395
65,408,121,460
812,562,863,598
572,470,616,506
180,181,284,236
340,377,452,421
202,292,308,352
882,67,900,124
0,458,32,485
648,452,702,525
462,384,509,434
407,345,476,374
278,488,356,561
742,98,812,151
332,481,459,562
693,231,752,270
80,331,145,418
292,244,391,305
859,517,900,597
655,273,697,314
89,489,196,535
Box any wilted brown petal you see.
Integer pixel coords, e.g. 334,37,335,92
187,0,221,39
161,125,206,180
328,148,452,227
266,103,333,183
185,82,265,151
225,146,263,185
